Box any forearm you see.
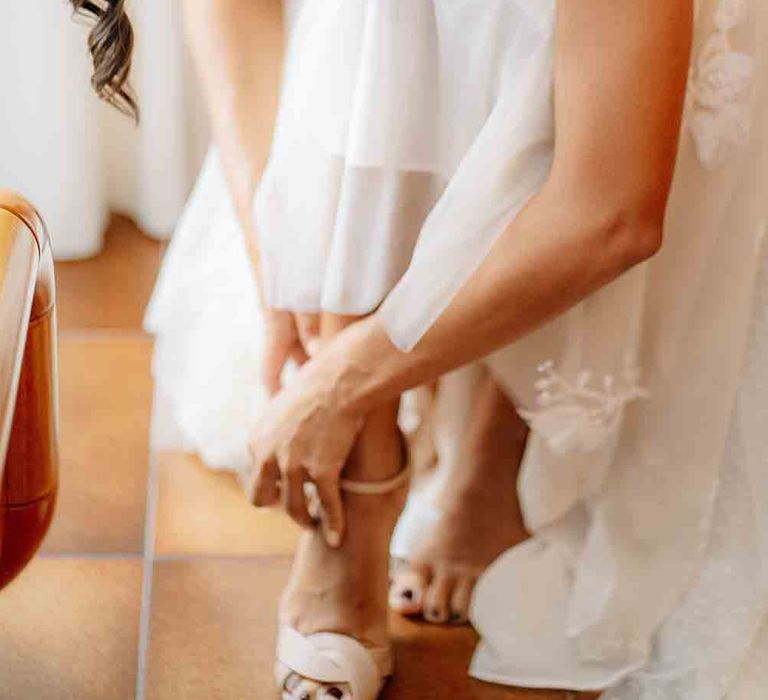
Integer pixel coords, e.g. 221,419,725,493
333,182,663,413
182,0,284,275
328,0,692,415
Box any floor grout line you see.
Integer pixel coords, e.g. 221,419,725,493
37,551,292,562
59,328,151,342
38,552,143,561
135,447,161,700
153,552,295,563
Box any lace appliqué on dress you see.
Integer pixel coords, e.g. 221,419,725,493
519,357,648,455
687,0,754,169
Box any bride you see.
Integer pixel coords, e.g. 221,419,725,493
75,1,766,699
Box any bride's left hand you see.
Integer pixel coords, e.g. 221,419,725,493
243,352,366,547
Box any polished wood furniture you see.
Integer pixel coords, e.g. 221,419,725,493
0,191,58,590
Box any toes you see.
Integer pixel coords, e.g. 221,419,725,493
448,576,476,625
390,561,477,625
423,571,455,624
321,684,351,699
281,672,308,699
281,671,352,700
389,563,428,616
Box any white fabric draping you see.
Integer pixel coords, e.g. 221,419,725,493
146,1,768,695
0,0,208,259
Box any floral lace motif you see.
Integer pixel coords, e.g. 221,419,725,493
686,0,754,168
519,356,648,455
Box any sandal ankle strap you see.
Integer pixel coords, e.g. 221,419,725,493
339,465,411,496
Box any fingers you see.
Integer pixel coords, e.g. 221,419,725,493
289,343,310,367
248,449,346,541
251,460,344,541
245,448,315,531
295,313,321,356
245,455,281,507
262,340,287,396
264,338,311,394
314,474,345,548
264,322,315,395
263,311,310,395
282,465,315,529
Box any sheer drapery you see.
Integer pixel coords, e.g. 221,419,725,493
0,0,208,259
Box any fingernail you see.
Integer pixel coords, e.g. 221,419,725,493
326,530,341,548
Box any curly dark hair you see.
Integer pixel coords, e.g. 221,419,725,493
71,0,138,120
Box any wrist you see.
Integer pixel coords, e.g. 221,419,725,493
329,316,401,416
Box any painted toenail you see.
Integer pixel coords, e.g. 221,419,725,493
401,589,414,600
450,613,463,623
327,687,344,699
299,692,311,700
430,608,441,619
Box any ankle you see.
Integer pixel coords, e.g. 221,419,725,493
344,428,405,483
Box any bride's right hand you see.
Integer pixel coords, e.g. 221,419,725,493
262,310,320,395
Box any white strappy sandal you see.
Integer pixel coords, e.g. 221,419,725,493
276,627,393,700
276,466,411,700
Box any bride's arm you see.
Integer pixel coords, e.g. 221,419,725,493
248,0,694,538
337,0,694,410
182,0,283,286
184,0,318,390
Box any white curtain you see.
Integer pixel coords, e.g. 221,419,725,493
0,0,209,259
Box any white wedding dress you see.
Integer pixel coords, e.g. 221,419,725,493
145,0,768,697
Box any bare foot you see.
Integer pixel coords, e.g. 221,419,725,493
390,373,530,625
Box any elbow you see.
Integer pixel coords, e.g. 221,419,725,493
552,172,670,271
601,203,666,271
618,218,664,267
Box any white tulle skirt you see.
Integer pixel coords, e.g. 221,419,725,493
146,0,768,697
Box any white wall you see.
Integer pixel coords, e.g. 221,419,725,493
0,1,209,259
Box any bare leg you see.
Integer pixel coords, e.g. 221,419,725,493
279,313,407,697
390,369,530,624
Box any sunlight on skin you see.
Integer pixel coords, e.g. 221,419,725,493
246,0,694,530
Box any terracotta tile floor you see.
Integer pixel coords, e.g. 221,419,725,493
55,215,164,332
42,336,153,554
3,218,588,699
154,451,299,558
0,558,143,700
